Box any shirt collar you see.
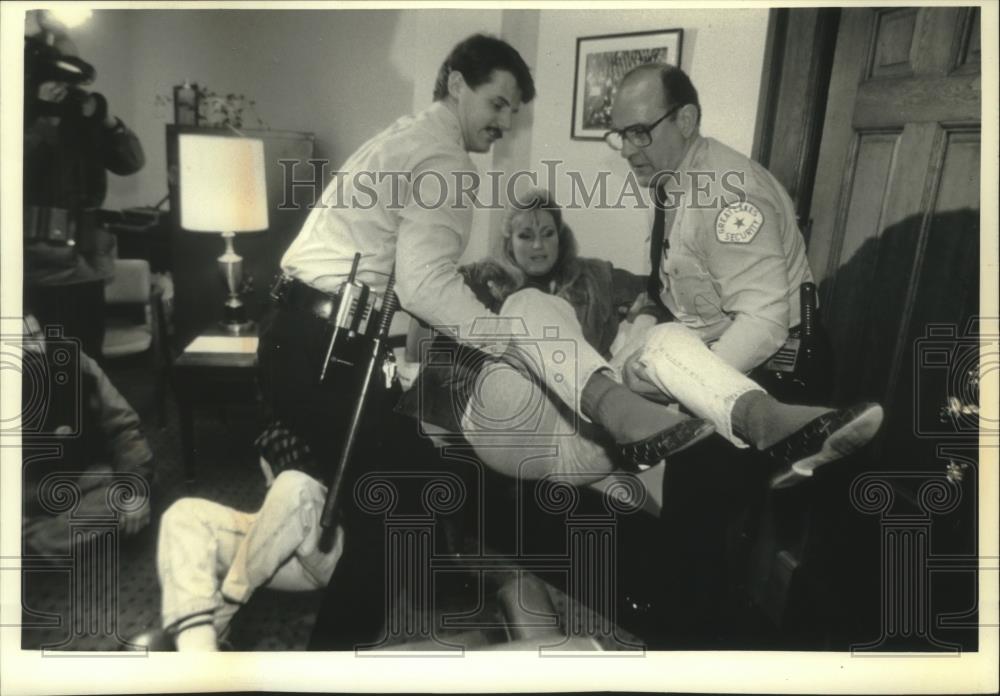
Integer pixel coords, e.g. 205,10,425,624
420,100,465,151
657,134,706,200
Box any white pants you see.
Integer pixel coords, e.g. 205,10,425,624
455,289,620,484
157,470,344,638
485,288,615,421
460,356,620,484
461,320,761,483
636,322,762,447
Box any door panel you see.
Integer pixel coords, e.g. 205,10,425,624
884,128,981,448
802,6,980,650
935,132,981,212
958,7,981,69
854,74,980,127
824,130,901,398
810,7,980,409
870,7,918,78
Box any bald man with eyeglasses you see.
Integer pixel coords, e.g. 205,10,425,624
604,63,883,489
606,64,813,375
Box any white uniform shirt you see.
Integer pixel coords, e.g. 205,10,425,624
282,101,497,345
653,136,814,373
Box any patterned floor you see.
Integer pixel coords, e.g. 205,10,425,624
19,359,641,652
18,357,325,651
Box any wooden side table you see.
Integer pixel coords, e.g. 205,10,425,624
172,330,260,481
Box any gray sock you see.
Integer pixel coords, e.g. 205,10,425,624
731,390,830,450
581,371,688,443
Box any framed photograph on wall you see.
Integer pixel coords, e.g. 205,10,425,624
571,29,683,140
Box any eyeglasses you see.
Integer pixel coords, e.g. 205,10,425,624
603,103,684,151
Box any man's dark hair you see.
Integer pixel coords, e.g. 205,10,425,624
432,33,535,103
659,65,701,125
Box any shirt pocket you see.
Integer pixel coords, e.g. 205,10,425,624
664,251,726,327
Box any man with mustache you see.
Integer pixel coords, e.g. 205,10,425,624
274,34,701,465
147,33,704,653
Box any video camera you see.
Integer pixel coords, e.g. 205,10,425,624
24,36,105,121
25,36,96,88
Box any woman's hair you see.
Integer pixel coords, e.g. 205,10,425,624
491,188,597,311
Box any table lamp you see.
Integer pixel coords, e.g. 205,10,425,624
179,134,268,334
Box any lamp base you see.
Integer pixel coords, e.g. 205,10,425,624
219,319,255,336
218,232,254,335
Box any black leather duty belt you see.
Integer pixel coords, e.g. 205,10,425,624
270,276,343,321
270,275,385,338
24,206,98,246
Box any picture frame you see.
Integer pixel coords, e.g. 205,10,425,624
571,29,683,141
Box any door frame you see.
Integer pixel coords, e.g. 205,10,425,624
752,7,840,245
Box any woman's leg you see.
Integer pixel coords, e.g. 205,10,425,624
460,359,619,485
499,289,710,456
498,288,609,421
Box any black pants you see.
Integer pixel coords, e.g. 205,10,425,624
257,304,442,650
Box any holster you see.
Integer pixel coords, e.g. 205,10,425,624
269,275,387,382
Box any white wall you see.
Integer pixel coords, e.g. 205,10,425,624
77,8,507,263
526,9,770,273
76,9,418,212
70,8,766,271
68,10,141,209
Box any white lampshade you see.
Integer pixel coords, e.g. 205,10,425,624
178,134,268,233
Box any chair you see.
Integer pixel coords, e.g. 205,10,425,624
102,258,170,423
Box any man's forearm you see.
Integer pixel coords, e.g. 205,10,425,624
710,316,787,374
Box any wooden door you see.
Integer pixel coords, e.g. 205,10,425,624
805,6,982,650
810,5,980,409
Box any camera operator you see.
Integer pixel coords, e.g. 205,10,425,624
23,33,145,358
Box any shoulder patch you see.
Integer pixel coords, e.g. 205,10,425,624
715,201,764,244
